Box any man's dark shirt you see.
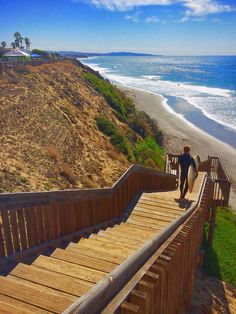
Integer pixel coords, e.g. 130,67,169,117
178,153,196,178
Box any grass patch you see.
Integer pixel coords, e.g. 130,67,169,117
86,72,164,168
96,117,135,160
135,137,165,169
85,73,133,118
84,72,163,146
203,207,236,291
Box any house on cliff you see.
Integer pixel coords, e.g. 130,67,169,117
1,49,31,61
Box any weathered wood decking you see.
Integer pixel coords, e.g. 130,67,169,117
0,173,205,313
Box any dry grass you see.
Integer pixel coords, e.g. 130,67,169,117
108,148,127,164
83,177,98,188
59,165,76,184
15,65,32,74
45,146,60,161
96,141,106,150
145,158,157,169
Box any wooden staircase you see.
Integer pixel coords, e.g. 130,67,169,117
0,157,231,313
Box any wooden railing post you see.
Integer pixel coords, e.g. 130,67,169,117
208,205,217,246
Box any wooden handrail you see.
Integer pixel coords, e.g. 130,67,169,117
0,165,176,261
63,174,210,314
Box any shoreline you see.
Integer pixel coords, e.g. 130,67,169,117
119,85,236,209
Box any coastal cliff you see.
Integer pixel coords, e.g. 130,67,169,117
0,60,163,192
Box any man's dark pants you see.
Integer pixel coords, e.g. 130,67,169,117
180,174,188,198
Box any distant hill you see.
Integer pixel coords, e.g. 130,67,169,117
55,51,157,58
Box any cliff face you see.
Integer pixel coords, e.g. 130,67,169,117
0,61,130,192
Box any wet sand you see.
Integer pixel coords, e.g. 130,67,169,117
120,86,236,209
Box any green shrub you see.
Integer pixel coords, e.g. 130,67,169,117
96,117,117,136
85,73,131,118
128,111,163,146
135,137,164,169
85,72,163,146
96,116,135,160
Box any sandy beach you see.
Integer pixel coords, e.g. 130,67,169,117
120,86,236,209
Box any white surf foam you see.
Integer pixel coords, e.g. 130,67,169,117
81,60,236,131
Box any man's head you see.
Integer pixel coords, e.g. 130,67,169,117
183,145,190,154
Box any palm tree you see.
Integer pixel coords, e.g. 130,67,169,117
14,32,21,48
11,42,16,49
24,37,31,51
1,41,7,48
19,36,24,49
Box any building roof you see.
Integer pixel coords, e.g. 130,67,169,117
3,50,30,57
30,53,41,58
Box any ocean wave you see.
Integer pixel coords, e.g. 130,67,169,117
81,60,236,131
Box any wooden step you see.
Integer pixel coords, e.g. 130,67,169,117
0,294,51,314
51,248,116,272
32,255,105,283
9,263,92,297
0,276,72,313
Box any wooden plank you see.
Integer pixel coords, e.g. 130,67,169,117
137,200,184,214
0,301,32,314
0,276,73,313
97,230,144,246
134,206,178,219
78,238,134,255
35,206,45,244
24,207,37,247
130,290,148,313
133,208,176,222
74,240,131,261
1,210,13,256
32,255,105,283
115,224,156,237
0,294,52,313
129,214,169,228
111,226,154,241
51,248,116,273
0,222,6,257
16,209,27,251
89,234,139,250
8,209,21,253
66,243,124,264
120,302,139,314
127,216,164,230
104,228,147,244
8,275,76,301
10,263,93,297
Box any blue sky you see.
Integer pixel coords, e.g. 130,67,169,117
1,0,236,55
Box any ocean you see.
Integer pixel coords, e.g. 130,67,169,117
81,56,236,149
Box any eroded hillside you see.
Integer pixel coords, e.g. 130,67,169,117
0,60,163,192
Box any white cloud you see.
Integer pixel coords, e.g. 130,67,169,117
82,1,172,11
146,15,160,23
182,0,234,17
125,11,142,22
78,0,235,17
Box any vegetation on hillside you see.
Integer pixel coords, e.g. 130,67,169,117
85,72,164,169
203,207,236,291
